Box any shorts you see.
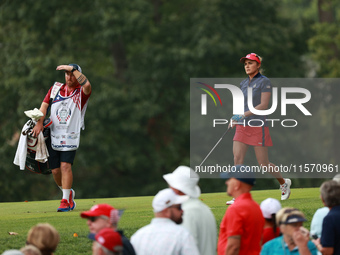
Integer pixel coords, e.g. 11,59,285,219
233,125,273,147
47,139,77,169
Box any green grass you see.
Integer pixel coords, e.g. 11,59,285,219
0,188,324,254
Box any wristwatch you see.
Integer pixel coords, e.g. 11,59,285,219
69,64,78,73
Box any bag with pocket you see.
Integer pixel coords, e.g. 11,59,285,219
24,82,62,174
25,118,52,174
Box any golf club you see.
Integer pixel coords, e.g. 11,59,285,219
198,126,232,167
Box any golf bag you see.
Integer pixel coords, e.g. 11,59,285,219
23,82,62,174
24,118,52,174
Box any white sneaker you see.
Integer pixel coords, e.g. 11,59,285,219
280,178,291,200
226,198,235,205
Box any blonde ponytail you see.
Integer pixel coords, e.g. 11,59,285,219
258,55,265,74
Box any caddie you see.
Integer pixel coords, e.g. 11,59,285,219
32,64,91,212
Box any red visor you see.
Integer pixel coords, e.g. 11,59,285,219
81,204,115,218
80,204,122,224
240,53,261,64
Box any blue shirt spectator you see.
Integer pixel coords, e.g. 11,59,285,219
261,207,317,255
261,235,317,255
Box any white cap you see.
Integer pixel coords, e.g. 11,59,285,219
1,250,24,255
163,166,201,198
260,198,282,219
152,188,189,213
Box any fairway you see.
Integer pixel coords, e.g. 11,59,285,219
0,187,323,254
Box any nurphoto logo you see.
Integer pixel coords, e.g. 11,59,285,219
198,82,312,128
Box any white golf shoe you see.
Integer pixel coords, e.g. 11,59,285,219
280,178,291,200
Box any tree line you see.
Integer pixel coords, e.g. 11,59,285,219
0,0,339,202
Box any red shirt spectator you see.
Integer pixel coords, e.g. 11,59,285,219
218,192,264,255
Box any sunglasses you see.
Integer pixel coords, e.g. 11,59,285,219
287,222,303,227
250,53,260,59
88,216,100,222
88,216,109,222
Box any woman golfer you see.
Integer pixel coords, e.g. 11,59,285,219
226,53,291,205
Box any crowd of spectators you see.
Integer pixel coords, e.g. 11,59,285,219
2,165,340,255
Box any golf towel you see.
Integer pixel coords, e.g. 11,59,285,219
13,121,30,170
35,132,49,163
13,122,49,170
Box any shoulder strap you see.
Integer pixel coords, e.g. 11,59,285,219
47,82,63,116
50,82,63,104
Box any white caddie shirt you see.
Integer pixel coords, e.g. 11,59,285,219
50,86,87,151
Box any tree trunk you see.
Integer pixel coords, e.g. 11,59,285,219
317,0,334,23
152,0,162,24
110,40,128,81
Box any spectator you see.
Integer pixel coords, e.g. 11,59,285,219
218,165,264,255
310,207,329,242
163,165,217,255
89,228,123,255
312,180,340,255
26,223,60,255
260,198,282,244
131,188,200,255
80,204,135,255
20,245,42,255
310,174,340,248
261,207,317,255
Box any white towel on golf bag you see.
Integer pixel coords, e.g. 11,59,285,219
13,121,30,170
24,108,44,122
35,132,49,163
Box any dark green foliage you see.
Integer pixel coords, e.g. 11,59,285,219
0,0,335,202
